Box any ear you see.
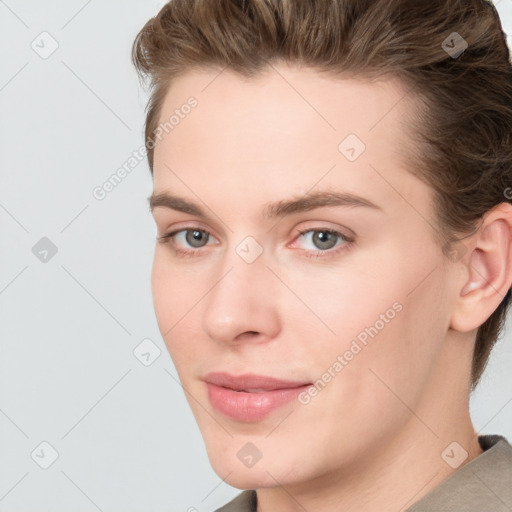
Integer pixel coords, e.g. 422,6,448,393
450,202,512,333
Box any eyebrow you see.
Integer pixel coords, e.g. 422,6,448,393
148,189,382,220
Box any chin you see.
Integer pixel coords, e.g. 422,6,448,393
212,464,283,489
206,444,303,489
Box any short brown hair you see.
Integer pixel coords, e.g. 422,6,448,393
132,0,512,390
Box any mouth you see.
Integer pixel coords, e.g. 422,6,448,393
203,371,313,422
203,371,311,390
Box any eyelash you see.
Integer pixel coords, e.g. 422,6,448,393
156,226,354,259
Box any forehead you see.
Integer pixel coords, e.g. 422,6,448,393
151,63,427,222
155,64,414,143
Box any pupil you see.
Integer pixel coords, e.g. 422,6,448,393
314,231,334,249
187,229,207,247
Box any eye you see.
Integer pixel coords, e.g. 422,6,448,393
157,227,217,256
292,228,353,258
157,226,354,259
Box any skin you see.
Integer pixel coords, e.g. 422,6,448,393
149,62,512,512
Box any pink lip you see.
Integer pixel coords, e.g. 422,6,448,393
204,372,312,422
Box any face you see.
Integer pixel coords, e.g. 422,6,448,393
150,63,459,490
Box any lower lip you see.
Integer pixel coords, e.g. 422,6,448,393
206,382,312,422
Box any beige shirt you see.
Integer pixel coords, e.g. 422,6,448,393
215,434,512,512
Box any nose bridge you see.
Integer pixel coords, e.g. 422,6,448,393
201,234,280,343
215,233,270,295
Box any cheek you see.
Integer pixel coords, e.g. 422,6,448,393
277,256,402,355
294,246,448,400
151,249,173,329
151,248,218,375
150,249,193,353
329,273,449,430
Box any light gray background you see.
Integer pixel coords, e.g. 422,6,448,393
1,1,511,511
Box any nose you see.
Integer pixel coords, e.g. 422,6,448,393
201,242,281,346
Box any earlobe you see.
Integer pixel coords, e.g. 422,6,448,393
450,203,512,333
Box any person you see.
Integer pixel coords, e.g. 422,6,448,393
131,0,512,510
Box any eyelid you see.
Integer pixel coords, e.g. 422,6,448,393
157,223,355,258
156,223,219,246
289,227,354,255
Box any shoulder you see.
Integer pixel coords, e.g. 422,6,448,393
407,434,512,512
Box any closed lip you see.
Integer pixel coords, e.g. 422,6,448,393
203,371,311,392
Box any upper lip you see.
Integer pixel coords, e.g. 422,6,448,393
204,372,311,391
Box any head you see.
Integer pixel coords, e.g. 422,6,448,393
132,0,512,490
